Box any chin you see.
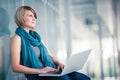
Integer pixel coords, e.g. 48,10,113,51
28,26,35,29
32,25,35,28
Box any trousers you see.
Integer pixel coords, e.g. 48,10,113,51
27,72,90,80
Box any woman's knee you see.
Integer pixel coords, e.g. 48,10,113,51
68,72,91,80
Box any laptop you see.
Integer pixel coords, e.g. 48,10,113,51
38,49,92,77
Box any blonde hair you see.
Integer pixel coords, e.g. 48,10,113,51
14,6,37,27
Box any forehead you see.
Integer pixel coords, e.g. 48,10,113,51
24,10,34,15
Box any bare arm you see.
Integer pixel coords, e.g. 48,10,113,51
10,35,56,74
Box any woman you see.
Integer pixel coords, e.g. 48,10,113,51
10,6,90,80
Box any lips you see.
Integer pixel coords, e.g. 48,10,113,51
31,22,36,24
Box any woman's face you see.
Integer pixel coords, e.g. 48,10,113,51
23,10,36,29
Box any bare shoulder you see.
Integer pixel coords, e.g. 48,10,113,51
10,34,21,53
11,34,21,44
11,34,21,41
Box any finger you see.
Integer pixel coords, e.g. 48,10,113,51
61,65,64,70
57,66,60,70
50,68,57,71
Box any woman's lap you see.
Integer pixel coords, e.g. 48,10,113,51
27,72,90,80
38,75,72,80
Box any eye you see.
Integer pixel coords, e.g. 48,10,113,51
29,15,32,17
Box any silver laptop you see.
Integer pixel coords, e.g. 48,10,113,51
38,49,91,77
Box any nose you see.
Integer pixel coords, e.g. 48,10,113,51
32,16,36,21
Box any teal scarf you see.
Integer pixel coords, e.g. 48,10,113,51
15,27,55,69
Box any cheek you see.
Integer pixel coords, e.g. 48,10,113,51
24,18,31,23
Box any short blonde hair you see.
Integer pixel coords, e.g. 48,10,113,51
14,6,37,27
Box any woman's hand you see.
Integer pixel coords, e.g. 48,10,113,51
48,54,65,71
57,63,64,70
39,66,57,73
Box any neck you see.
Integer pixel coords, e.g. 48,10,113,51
22,26,32,33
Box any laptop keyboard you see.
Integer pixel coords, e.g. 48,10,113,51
48,70,62,74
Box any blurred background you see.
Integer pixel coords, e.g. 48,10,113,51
0,0,120,80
